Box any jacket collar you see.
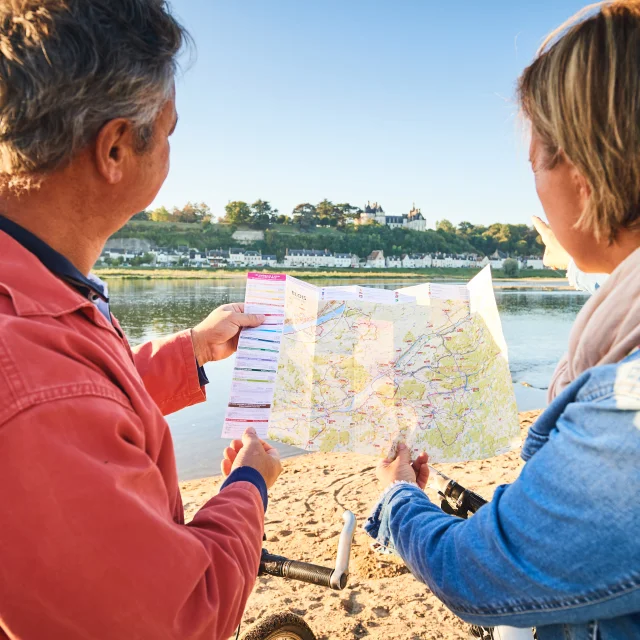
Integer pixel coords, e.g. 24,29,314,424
0,228,105,319
0,215,108,302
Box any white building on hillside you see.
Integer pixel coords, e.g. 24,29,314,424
520,257,545,270
229,248,247,266
284,249,335,268
232,229,265,245
386,255,402,268
366,250,385,268
208,250,229,268
480,250,508,269
188,249,208,267
358,202,427,232
334,253,351,268
402,254,433,268
244,251,263,267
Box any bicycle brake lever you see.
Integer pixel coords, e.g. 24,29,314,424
330,511,357,590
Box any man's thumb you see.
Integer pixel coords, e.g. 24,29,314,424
242,427,260,445
235,313,266,328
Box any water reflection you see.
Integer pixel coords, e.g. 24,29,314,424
109,279,243,341
496,290,587,316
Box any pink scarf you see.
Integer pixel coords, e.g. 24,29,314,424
548,246,640,401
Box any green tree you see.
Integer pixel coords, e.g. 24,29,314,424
250,200,278,229
130,252,155,267
292,203,317,230
194,202,212,220
335,203,361,227
224,201,252,226
132,210,150,221
457,221,474,235
436,219,456,233
149,206,171,222
502,258,520,277
316,199,337,226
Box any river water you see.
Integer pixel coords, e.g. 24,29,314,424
107,277,588,480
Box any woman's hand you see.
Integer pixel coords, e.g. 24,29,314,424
376,444,430,490
532,216,571,270
191,303,265,364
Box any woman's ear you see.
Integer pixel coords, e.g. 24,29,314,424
571,164,591,213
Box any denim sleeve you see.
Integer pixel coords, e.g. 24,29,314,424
365,401,640,629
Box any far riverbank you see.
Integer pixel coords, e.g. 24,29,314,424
96,266,567,285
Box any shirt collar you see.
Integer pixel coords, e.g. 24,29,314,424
0,215,108,303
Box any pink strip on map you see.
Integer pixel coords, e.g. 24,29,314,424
248,273,286,281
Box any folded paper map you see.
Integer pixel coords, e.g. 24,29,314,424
222,267,520,462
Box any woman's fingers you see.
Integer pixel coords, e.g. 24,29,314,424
412,452,428,474
412,452,429,489
532,215,551,240
416,453,430,489
417,465,430,489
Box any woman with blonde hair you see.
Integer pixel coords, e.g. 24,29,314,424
366,2,640,638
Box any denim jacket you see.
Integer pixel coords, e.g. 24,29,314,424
365,348,640,640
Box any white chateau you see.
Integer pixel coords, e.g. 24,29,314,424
358,202,427,232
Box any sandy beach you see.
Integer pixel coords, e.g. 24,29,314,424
181,410,541,639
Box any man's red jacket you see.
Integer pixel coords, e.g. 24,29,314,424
0,232,264,639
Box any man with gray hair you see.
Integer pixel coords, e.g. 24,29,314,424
0,2,282,638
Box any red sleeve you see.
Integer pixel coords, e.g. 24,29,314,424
132,329,206,415
0,396,263,640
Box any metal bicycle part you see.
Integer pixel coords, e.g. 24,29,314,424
239,613,316,640
259,510,356,590
427,464,488,518
330,510,357,589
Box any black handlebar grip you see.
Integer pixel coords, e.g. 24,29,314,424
282,560,336,588
260,553,342,589
464,489,488,514
444,481,488,516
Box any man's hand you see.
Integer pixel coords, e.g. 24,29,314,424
376,444,430,491
532,216,571,270
191,303,265,365
221,428,282,489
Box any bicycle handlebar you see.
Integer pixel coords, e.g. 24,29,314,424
428,465,488,518
259,510,356,590
260,554,341,589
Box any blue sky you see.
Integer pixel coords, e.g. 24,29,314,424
153,0,587,226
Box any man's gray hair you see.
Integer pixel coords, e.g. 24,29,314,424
0,0,187,189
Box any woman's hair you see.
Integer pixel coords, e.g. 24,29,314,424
0,0,189,191
518,0,640,241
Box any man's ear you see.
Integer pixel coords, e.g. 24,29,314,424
94,118,134,185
